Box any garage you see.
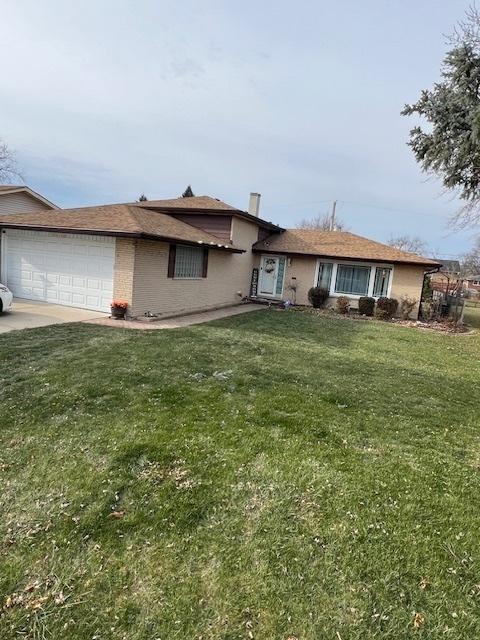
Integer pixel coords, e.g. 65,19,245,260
1,229,115,312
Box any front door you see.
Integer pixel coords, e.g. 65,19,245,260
259,255,285,297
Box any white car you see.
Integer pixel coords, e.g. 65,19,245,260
0,283,13,313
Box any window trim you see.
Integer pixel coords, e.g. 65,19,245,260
167,244,209,279
314,259,394,299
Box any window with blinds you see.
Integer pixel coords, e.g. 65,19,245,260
316,262,333,290
171,245,207,278
334,264,370,295
373,266,392,297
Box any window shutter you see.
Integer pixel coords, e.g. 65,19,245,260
202,248,209,278
168,245,176,278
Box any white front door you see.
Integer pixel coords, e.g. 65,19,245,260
259,255,285,297
2,229,115,312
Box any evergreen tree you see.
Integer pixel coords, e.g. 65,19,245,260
138,194,148,201
402,9,480,227
182,185,194,198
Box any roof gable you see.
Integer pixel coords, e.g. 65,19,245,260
0,185,58,209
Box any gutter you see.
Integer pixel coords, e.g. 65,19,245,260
252,246,441,268
0,225,245,253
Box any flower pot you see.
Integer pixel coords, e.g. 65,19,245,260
110,306,126,319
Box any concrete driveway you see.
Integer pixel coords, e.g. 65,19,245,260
0,299,108,334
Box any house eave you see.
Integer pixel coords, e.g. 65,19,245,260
252,246,441,268
0,224,245,253
0,186,59,209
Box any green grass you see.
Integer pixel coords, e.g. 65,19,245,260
1,310,480,639
463,303,480,328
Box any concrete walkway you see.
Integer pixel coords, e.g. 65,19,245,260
0,300,108,334
84,303,266,330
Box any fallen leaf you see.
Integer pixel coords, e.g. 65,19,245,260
108,511,125,519
413,612,425,629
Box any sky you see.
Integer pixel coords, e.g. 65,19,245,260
0,0,478,257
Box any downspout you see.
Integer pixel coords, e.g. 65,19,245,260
419,266,440,320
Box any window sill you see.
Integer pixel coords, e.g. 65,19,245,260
172,277,205,280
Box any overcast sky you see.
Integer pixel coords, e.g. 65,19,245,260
1,0,477,256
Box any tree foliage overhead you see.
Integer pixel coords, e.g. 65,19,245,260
182,185,194,198
0,139,21,184
402,7,480,227
387,235,426,255
296,212,347,231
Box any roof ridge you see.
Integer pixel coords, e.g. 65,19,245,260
291,228,431,261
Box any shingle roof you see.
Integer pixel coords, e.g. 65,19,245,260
253,229,441,266
438,260,461,273
0,204,243,252
137,195,282,230
137,195,240,211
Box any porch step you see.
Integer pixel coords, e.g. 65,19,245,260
246,296,286,307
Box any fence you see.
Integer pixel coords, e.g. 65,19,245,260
421,291,465,323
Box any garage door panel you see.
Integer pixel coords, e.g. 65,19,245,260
4,230,115,312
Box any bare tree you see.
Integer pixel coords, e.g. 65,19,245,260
387,235,427,255
296,213,347,231
462,238,480,275
0,139,21,184
449,3,480,50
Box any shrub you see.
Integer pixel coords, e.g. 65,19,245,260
399,296,417,320
375,297,399,320
336,296,350,314
358,296,375,316
308,286,329,308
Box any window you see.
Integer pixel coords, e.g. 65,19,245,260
168,245,208,278
373,267,392,297
335,264,370,295
316,262,333,290
276,257,286,295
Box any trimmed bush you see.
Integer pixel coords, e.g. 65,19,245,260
358,296,375,316
375,297,399,320
336,296,350,314
308,286,329,308
399,296,418,320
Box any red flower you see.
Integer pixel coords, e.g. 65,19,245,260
111,300,128,309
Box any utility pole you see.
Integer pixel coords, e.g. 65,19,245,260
330,200,337,231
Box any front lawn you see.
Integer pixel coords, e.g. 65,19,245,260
1,310,480,639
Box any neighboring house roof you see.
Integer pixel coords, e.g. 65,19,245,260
0,184,58,209
438,259,461,273
253,229,441,267
466,274,480,281
0,204,244,252
136,195,283,231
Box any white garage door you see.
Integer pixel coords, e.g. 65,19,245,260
2,229,115,312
